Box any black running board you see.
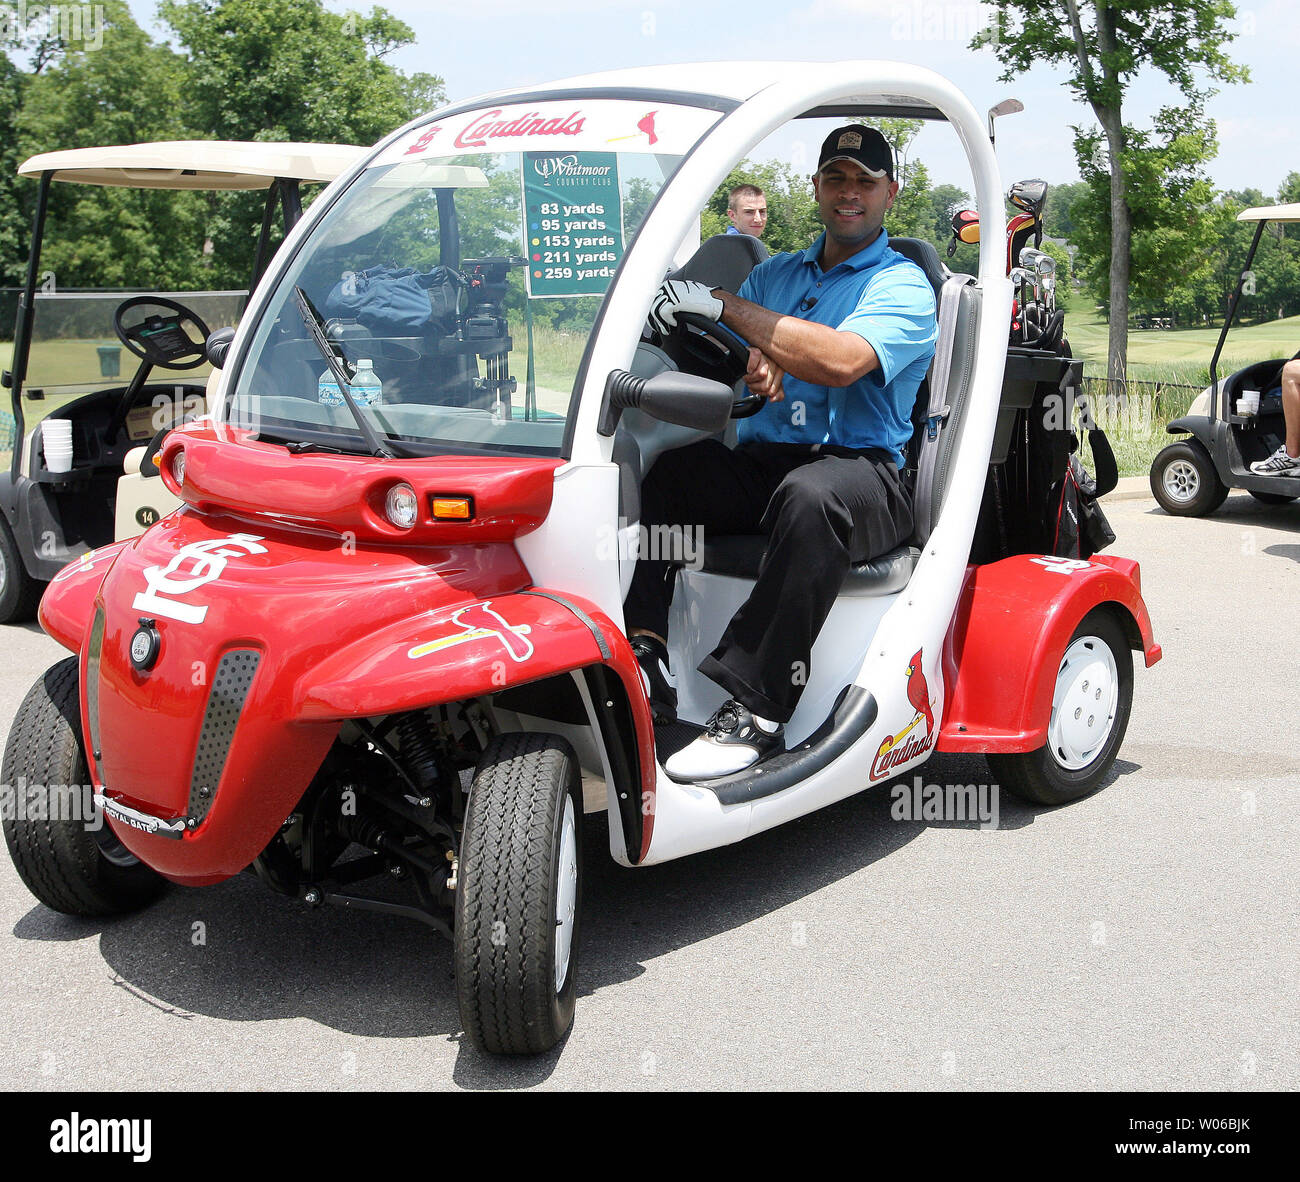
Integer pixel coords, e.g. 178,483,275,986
1224,467,1300,496
663,686,878,806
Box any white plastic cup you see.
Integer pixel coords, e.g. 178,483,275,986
43,419,73,473
1242,390,1260,415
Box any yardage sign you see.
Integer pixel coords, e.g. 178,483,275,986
522,151,624,298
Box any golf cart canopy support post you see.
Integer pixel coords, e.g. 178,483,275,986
6,169,51,483
1209,218,1266,419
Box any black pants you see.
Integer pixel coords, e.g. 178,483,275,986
624,440,914,722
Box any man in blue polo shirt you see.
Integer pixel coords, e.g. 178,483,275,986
627,125,938,779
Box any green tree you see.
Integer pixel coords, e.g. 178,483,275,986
0,52,28,288
160,0,445,284
884,158,933,241
1070,103,1223,326
160,0,442,145
701,160,818,254
977,1,1247,385
1043,179,1089,241
926,183,970,242
14,1,205,288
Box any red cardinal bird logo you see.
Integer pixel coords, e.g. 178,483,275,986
637,111,659,145
905,649,933,736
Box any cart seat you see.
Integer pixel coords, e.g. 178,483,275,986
698,536,919,595
669,231,769,289
693,237,969,594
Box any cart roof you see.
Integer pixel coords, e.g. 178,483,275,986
439,61,948,121
1237,202,1300,224
18,141,368,190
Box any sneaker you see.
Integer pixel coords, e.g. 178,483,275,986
664,699,784,781
1250,445,1300,476
630,634,677,723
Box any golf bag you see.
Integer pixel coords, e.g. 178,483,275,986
1050,433,1118,559
973,351,1118,562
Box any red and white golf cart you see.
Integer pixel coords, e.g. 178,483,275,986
2,63,1159,1055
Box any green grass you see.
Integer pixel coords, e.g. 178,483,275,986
508,322,587,416
1067,305,1295,383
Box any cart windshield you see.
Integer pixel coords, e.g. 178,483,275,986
225,99,723,457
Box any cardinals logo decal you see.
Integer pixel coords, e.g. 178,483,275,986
870,648,936,780
608,110,659,146
407,602,534,663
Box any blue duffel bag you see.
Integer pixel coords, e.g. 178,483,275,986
325,265,463,334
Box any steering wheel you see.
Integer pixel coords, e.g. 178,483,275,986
674,312,768,419
114,296,212,371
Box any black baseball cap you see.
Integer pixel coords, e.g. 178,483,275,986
816,125,893,180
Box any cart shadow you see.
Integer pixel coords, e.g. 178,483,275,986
1145,496,1300,526
10,749,1061,1088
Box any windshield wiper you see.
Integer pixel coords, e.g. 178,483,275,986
282,440,345,455
293,285,407,459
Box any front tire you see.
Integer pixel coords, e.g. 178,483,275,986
988,609,1134,806
455,732,582,1055
0,513,43,625
1,657,167,915
1150,440,1228,516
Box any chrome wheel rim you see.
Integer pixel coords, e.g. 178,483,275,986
1048,635,1119,771
1162,458,1201,503
554,794,578,994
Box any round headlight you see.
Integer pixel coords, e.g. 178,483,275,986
385,483,418,529
172,450,186,486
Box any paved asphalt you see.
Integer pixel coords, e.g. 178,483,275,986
1,490,1297,1091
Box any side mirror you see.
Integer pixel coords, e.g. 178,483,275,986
205,326,237,369
598,369,735,436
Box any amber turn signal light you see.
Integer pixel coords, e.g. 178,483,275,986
430,496,473,520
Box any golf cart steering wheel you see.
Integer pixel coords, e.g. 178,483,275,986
674,312,768,418
114,296,212,371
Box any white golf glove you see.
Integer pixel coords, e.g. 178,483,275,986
647,279,723,334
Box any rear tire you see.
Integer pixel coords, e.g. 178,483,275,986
455,731,582,1055
1150,440,1227,517
0,513,43,625
1248,489,1296,505
988,609,1133,807
1,657,166,915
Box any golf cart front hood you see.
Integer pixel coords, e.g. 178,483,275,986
80,506,534,884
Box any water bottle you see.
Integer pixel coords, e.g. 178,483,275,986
318,367,343,407
352,359,383,407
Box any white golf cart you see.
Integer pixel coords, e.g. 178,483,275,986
5,64,1159,1056
0,140,365,623
1150,202,1300,514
